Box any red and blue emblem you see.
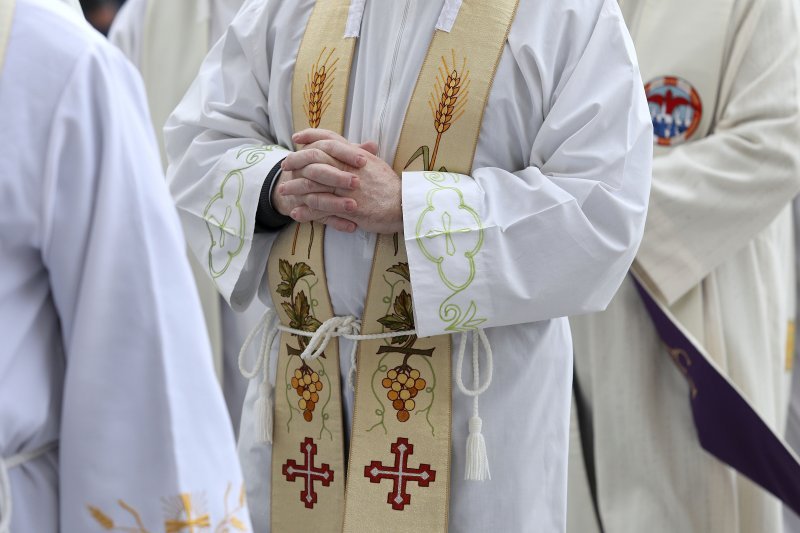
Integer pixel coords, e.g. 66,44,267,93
645,76,702,147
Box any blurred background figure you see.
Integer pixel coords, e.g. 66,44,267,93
108,0,254,436
786,198,800,532
568,0,800,532
79,0,121,35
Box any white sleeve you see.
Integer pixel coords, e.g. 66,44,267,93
41,41,251,531
107,0,147,66
635,0,800,304
165,1,290,312
401,0,652,337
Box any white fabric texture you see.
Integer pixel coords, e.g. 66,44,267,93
0,0,249,530
165,0,652,530
568,0,800,531
435,0,462,32
108,0,256,436
343,0,366,37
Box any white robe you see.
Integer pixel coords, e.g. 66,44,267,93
568,0,800,531
108,0,256,435
165,0,652,530
0,1,249,531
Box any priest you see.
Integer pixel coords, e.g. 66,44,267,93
165,0,653,530
0,0,250,530
568,0,800,531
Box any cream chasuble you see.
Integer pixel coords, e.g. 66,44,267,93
265,1,517,530
568,0,800,531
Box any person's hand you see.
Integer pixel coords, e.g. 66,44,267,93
279,129,403,235
271,130,378,233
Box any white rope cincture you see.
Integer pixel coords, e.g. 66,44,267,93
239,311,415,441
239,308,280,444
0,441,58,533
455,329,493,481
240,311,494,482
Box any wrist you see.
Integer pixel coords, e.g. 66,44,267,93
255,160,292,231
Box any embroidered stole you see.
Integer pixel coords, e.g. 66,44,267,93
266,0,517,530
621,0,800,515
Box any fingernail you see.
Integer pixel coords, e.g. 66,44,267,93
350,176,360,189
292,133,300,141
290,208,299,219
277,184,285,194
356,156,366,167
345,201,356,212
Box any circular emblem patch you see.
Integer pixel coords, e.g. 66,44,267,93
645,76,702,146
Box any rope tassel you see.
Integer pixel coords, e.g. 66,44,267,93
239,309,280,444
456,329,493,481
253,382,273,444
465,412,490,481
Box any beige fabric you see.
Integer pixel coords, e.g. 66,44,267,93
568,0,800,531
344,1,517,528
267,4,355,529
267,222,348,532
0,0,13,79
141,0,223,376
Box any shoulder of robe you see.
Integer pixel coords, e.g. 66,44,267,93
16,0,141,94
508,0,625,86
509,0,619,55
13,0,124,86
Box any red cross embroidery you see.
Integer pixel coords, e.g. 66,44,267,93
282,437,334,509
364,437,436,510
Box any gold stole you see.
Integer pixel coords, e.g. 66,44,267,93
266,0,517,530
0,0,14,78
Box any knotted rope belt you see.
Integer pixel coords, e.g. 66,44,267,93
0,441,58,533
239,309,494,479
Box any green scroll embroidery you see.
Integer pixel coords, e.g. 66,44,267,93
414,171,486,332
204,145,279,279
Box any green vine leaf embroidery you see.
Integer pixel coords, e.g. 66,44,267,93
386,262,411,282
281,291,322,334
377,290,415,346
277,259,314,298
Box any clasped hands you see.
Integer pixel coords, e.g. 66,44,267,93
272,129,403,235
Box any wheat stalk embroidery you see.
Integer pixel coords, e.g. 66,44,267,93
303,47,338,128
427,50,470,170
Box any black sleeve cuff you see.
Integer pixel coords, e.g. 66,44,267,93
255,158,292,232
